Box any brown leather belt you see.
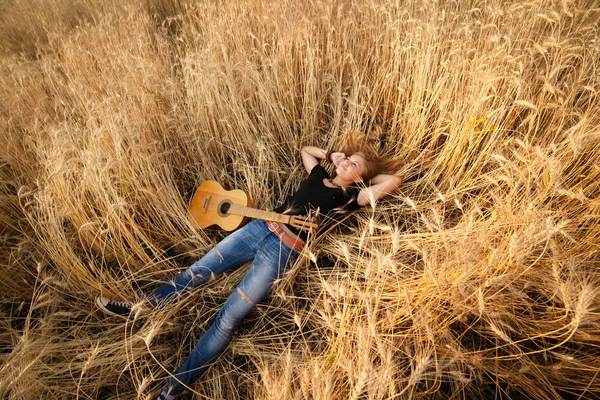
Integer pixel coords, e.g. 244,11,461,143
266,221,305,251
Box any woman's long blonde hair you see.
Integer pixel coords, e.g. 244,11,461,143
340,130,404,183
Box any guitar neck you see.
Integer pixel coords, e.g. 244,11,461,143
228,204,291,225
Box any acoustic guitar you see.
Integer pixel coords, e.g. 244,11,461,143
188,180,318,232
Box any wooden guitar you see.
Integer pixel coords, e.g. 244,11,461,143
188,180,318,232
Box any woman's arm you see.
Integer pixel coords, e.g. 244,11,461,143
357,174,403,206
300,146,345,173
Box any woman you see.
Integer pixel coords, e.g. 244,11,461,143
97,138,403,400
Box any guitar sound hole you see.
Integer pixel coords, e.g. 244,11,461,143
217,200,231,217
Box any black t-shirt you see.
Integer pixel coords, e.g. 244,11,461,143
274,164,361,240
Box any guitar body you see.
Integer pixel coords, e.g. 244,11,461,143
188,180,253,231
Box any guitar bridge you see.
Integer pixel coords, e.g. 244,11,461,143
202,195,211,213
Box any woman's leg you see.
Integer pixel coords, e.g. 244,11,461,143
160,232,298,396
145,220,267,306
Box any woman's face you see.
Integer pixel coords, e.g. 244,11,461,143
336,153,366,183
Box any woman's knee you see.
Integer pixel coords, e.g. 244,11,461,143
187,264,216,283
215,290,255,331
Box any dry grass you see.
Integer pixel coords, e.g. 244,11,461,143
1,0,599,398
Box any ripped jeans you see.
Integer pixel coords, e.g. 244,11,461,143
144,219,300,396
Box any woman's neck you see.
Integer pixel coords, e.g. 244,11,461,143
331,176,354,188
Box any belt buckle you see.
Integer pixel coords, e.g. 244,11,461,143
267,221,279,233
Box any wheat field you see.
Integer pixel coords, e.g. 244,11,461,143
1,0,599,399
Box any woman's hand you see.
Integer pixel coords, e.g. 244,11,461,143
301,147,346,173
330,152,346,166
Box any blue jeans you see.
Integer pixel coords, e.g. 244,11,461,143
145,219,300,396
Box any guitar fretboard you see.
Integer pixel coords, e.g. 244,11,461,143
228,204,290,224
